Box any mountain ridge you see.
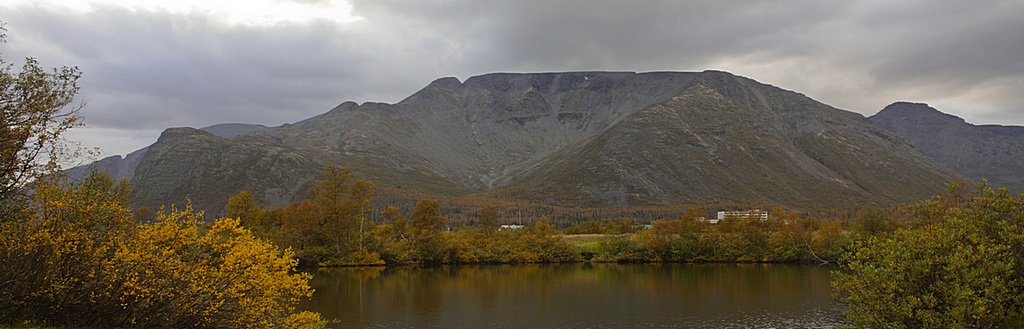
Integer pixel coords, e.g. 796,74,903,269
868,101,1024,192
497,72,953,207
70,70,963,214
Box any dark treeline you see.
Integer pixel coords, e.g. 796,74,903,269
577,204,916,263
222,166,579,267
356,184,796,229
223,165,912,267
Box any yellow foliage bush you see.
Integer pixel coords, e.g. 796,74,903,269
0,172,324,328
111,208,322,328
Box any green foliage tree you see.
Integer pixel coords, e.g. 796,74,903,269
519,217,579,262
638,218,702,261
562,219,605,234
225,189,265,230
233,166,383,266
595,235,648,262
350,179,374,254
297,165,379,265
279,200,325,265
410,198,447,263
590,209,850,264
808,219,847,262
853,208,894,236
374,205,414,263
478,205,500,233
834,186,1024,328
311,166,383,265
0,24,84,209
312,165,356,255
765,211,804,262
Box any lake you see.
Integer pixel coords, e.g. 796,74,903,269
301,263,846,328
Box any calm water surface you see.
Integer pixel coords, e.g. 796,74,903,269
301,263,845,328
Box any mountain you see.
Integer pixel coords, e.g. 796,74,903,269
65,147,148,183
128,127,324,212
868,102,1024,192
199,123,274,139
71,71,958,213
65,123,272,184
486,72,956,207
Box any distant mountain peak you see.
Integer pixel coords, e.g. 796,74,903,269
200,123,273,139
874,101,967,125
869,101,1024,192
428,76,463,89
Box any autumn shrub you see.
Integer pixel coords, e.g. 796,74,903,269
590,213,854,264
765,229,803,262
834,187,1024,328
0,173,134,325
0,172,324,328
111,209,322,328
593,235,648,262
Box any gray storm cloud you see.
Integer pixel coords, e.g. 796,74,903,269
1,0,1021,157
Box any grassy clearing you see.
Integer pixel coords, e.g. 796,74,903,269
560,234,609,247
559,234,635,260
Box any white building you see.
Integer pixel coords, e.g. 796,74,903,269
712,209,769,223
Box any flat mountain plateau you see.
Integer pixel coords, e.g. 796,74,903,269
73,70,1000,217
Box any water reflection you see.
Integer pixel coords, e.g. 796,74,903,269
301,263,845,328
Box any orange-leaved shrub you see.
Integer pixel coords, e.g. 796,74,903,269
0,171,324,328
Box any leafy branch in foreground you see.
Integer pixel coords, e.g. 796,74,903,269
1,26,84,204
833,184,1024,328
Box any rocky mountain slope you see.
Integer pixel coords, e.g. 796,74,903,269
868,102,1024,192
490,72,955,207
71,71,959,213
65,123,270,183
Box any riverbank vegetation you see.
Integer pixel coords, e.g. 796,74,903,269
240,169,1024,328
224,165,906,267
220,164,1024,328
223,167,581,266
833,183,1024,328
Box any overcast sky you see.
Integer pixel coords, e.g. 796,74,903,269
2,0,1022,158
